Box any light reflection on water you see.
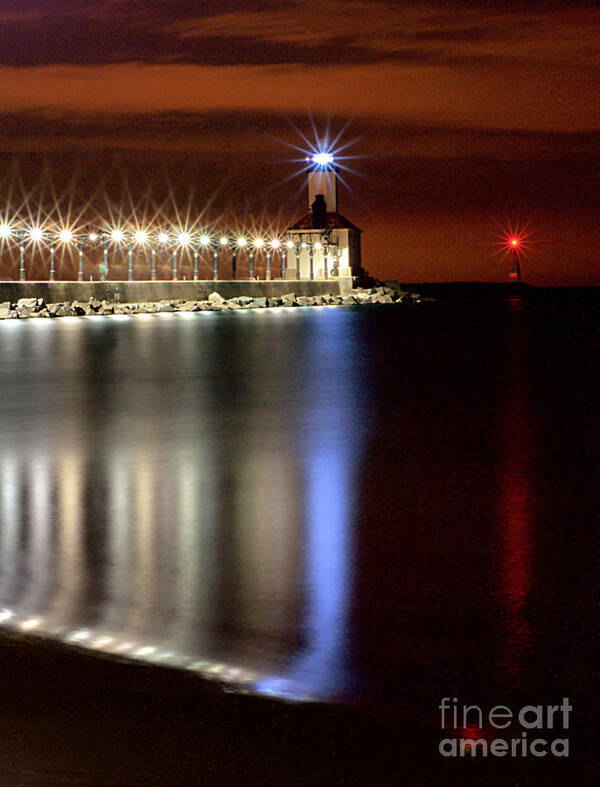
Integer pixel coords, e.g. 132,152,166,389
0,299,597,710
0,310,368,700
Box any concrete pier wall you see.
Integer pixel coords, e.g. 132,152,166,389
0,279,350,304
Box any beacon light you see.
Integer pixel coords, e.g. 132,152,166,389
511,238,519,247
177,231,192,247
59,229,74,244
220,236,229,246
311,152,334,168
270,239,281,249
253,238,264,248
110,229,125,243
134,229,148,245
200,234,211,246
29,227,44,242
158,232,170,244
0,223,12,239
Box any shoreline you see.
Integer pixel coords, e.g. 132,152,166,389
0,286,425,320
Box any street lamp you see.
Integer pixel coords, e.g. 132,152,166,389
252,238,264,280
55,228,75,282
175,231,192,281
269,238,281,281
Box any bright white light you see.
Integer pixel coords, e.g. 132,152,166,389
111,229,125,243
314,242,322,250
312,152,334,167
88,232,99,242
200,234,211,246
301,242,308,249
286,240,294,249
270,239,281,249
0,223,12,239
29,227,44,242
0,609,13,623
158,232,170,244
237,237,247,247
220,236,229,246
59,229,74,243
20,617,41,630
134,230,148,245
177,231,192,247
253,238,264,248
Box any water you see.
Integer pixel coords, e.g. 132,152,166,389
0,296,597,719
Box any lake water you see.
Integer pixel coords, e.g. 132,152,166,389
0,294,597,722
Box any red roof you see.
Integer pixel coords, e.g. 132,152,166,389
287,212,362,232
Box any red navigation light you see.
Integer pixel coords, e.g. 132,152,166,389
510,238,519,248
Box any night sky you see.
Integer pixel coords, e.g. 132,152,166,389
0,1,598,284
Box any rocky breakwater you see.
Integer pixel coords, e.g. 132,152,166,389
0,286,430,320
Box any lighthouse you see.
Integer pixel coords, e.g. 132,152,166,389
284,152,362,281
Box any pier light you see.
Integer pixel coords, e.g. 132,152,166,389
220,236,229,246
0,223,12,239
158,232,170,245
177,231,192,247
311,152,334,168
236,237,247,248
88,232,99,243
301,241,308,249
110,228,125,243
286,240,294,249
314,241,322,251
270,239,281,249
29,226,44,243
200,234,211,247
58,228,74,244
253,238,264,249
134,229,148,245
510,237,520,247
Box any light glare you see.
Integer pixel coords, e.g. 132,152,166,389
29,227,44,242
111,229,124,243
312,152,334,167
200,234,211,246
0,223,12,239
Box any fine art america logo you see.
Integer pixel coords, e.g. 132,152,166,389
439,697,572,758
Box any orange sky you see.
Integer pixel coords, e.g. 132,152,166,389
0,1,599,283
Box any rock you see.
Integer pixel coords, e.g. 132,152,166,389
267,297,282,307
177,301,200,312
46,303,62,317
158,300,175,312
237,296,254,307
71,301,87,315
17,297,43,311
378,294,394,304
252,297,267,308
410,293,420,301
0,302,15,319
281,293,298,307
56,304,74,317
208,292,225,306
99,305,114,315
15,306,31,318
342,295,358,305
88,297,102,311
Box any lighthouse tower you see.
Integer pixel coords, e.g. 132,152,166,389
284,153,362,281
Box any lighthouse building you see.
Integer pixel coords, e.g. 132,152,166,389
284,159,362,281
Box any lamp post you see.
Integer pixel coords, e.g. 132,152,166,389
295,242,301,280
49,241,56,281
176,232,191,281
193,246,199,281
219,236,229,280
109,229,125,280
57,228,74,282
199,234,213,280
77,240,85,281
309,242,316,281
252,238,264,280
509,237,522,282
